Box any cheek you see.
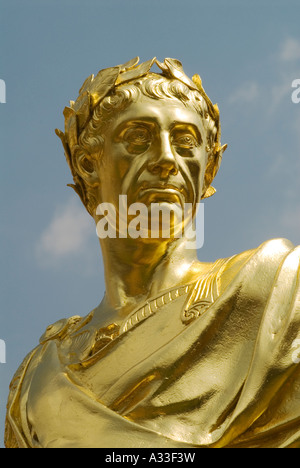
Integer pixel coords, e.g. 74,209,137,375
123,156,147,188
190,149,208,182
115,158,132,180
99,143,133,181
188,160,201,178
185,160,203,189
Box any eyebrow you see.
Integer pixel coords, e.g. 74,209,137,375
170,122,202,142
114,118,203,137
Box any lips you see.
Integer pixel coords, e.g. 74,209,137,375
138,182,185,205
139,182,184,193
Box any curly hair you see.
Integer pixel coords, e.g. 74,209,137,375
79,74,218,156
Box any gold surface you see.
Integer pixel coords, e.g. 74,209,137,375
5,58,300,448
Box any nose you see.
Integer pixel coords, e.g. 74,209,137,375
147,132,178,178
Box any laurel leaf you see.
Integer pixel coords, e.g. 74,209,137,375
192,74,203,90
119,56,140,72
63,107,78,152
155,59,169,73
73,91,91,132
164,58,198,90
202,186,217,199
55,128,73,173
115,58,156,85
89,66,120,108
79,74,94,95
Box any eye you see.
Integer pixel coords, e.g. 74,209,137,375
171,130,200,155
122,126,152,154
173,134,197,148
174,135,197,148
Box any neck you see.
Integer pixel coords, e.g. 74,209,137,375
99,235,199,317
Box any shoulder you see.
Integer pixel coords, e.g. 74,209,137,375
5,340,46,448
218,238,295,295
39,314,86,344
5,312,93,447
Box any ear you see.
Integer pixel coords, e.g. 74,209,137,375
73,150,100,188
202,144,227,199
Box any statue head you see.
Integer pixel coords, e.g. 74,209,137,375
56,57,227,218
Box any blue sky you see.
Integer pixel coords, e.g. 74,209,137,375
1,0,300,446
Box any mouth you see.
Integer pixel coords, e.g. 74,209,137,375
138,184,185,205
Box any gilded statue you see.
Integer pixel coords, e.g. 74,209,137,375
5,57,300,448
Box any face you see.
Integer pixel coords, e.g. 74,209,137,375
94,95,208,237
96,94,207,202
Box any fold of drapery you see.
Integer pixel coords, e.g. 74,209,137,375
5,239,300,448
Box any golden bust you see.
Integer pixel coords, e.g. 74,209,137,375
5,58,300,448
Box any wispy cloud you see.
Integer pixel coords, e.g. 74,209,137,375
269,77,293,112
278,37,300,62
227,38,300,113
268,37,300,111
36,198,97,270
227,81,260,104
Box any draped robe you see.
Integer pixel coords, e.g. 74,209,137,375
5,238,300,448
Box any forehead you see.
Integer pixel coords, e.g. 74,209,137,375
108,94,205,135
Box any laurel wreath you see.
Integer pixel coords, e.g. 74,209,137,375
55,57,227,210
